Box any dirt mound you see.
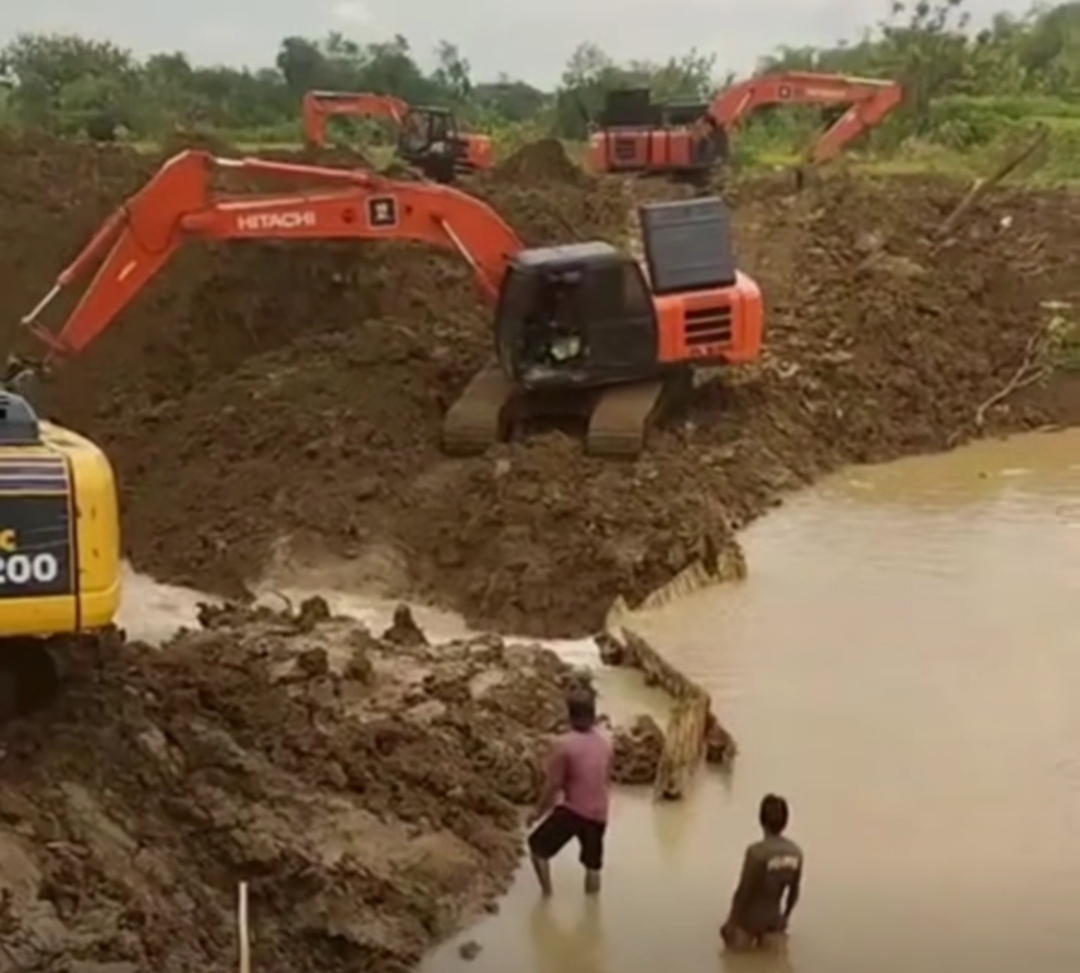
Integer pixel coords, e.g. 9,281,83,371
0,602,584,972
6,133,1080,637
717,172,1080,475
492,138,582,184
0,133,647,630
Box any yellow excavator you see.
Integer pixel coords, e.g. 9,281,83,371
0,384,121,719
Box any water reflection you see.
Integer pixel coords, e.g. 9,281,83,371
529,898,609,973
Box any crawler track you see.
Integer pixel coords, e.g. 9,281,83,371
586,380,666,458
443,366,685,459
441,365,515,455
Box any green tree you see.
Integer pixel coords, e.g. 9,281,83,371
430,41,472,103
0,33,138,128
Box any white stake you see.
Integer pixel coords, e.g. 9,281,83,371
238,881,250,973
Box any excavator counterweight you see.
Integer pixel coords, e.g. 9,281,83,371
17,150,763,460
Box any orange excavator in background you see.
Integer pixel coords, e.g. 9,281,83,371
586,71,904,178
301,90,495,183
14,151,763,458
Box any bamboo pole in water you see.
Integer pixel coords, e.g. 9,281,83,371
601,626,735,800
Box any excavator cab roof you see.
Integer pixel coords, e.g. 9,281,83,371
511,240,622,270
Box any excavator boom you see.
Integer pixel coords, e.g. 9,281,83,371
302,90,410,148
20,150,523,364
708,71,903,163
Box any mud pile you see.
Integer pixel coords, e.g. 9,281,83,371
0,601,586,972
704,171,1080,523
491,138,582,184
5,132,1080,636
0,133,635,618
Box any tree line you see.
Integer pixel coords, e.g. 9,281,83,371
0,0,1078,147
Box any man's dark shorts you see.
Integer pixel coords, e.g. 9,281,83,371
528,805,606,870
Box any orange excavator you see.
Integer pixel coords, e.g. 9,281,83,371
14,151,763,458
301,90,495,184
586,71,904,177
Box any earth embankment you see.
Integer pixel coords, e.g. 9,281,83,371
2,134,1079,635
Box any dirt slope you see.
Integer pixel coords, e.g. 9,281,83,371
0,603,587,972
3,133,1080,636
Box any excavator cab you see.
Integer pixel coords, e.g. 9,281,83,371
396,106,488,184
469,195,757,457
495,196,748,391
495,243,658,389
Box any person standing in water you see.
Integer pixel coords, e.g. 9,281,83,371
527,686,613,896
721,794,803,950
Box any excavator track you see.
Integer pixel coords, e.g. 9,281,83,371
585,380,668,459
442,365,516,455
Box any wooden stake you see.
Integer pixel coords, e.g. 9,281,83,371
238,881,250,973
934,125,1050,243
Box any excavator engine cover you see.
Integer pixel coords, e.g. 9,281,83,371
600,88,659,127
495,242,658,389
639,197,737,296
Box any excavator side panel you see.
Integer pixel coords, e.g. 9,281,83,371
586,133,607,173
660,131,708,170
463,135,495,170
0,414,120,639
604,131,651,171
654,274,763,365
639,196,764,365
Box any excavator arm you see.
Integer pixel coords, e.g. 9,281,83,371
302,90,411,148
18,150,524,366
707,71,903,164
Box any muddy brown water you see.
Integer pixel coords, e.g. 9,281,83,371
417,429,1080,973
117,429,1080,973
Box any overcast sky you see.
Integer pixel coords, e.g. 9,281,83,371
2,0,1036,86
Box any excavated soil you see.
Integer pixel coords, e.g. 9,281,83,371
0,601,661,972
3,133,1080,636
491,138,583,184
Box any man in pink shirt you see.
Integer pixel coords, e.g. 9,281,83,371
528,686,613,896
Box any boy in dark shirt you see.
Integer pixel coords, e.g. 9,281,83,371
721,793,802,950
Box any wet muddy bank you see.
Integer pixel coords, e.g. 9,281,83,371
3,135,1080,637
0,600,673,973
422,429,1080,973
